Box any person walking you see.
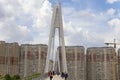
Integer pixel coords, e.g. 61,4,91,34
64,73,68,80
50,74,53,80
48,71,53,80
61,72,64,78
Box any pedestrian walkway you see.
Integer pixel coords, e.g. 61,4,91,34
45,75,64,80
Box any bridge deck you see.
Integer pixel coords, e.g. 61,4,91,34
45,75,64,80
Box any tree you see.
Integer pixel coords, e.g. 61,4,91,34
12,75,20,80
4,74,11,80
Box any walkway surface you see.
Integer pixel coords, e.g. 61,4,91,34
45,75,64,80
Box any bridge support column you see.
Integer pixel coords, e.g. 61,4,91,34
44,3,67,73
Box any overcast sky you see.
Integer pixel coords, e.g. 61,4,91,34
0,0,120,48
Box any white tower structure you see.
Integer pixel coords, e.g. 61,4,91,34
45,3,67,73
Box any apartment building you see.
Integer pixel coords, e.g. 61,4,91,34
118,48,120,80
86,47,115,80
58,46,85,80
0,41,20,75
19,44,47,77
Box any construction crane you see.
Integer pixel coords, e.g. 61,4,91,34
105,39,120,80
105,39,120,48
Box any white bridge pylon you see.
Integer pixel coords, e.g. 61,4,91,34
44,3,67,73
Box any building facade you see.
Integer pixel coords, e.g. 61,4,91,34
0,41,20,75
118,48,120,80
58,46,85,80
1,40,119,80
86,47,115,80
19,44,47,77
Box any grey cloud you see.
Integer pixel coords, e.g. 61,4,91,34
0,6,5,19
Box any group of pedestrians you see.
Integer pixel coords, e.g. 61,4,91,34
48,71,68,80
61,72,68,80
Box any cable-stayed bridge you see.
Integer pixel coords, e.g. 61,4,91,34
39,1,68,80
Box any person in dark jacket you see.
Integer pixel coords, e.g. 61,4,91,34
61,72,64,78
64,73,68,80
50,74,53,80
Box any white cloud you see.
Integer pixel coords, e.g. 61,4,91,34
108,18,120,33
107,8,116,15
107,0,119,4
0,0,52,44
62,6,120,47
108,18,120,26
0,17,32,43
103,18,120,46
0,0,120,48
62,9,105,47
32,0,52,29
